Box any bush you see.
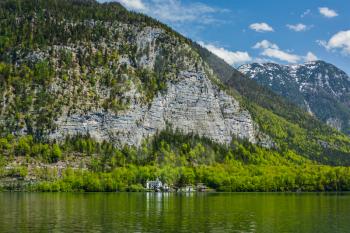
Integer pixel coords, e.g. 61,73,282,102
50,144,62,163
127,183,144,192
7,166,28,178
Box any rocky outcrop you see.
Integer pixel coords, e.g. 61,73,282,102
50,70,258,146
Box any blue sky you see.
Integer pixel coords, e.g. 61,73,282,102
99,0,350,74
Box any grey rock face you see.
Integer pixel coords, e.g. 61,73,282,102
50,71,257,146
326,117,342,131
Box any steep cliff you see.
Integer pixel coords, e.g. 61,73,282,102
50,70,257,146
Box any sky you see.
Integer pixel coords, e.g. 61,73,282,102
98,0,350,74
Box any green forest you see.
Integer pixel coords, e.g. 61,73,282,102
1,128,350,192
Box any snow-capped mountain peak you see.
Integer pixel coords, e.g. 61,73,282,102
239,61,350,134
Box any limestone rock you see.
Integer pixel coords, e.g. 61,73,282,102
50,71,258,146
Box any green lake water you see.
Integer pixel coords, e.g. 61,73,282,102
0,192,349,232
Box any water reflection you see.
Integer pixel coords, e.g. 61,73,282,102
0,192,349,233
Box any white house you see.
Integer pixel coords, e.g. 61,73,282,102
146,178,163,191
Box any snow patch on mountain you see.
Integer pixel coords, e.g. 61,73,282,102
239,61,350,134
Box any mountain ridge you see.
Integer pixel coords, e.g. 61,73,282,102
239,60,350,134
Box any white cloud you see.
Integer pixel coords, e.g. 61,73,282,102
318,30,350,55
149,0,219,23
319,7,338,18
249,23,274,32
111,0,226,24
286,23,309,32
305,52,318,62
253,40,316,63
253,40,278,49
261,48,301,63
113,0,146,10
198,41,252,66
317,39,328,48
253,57,276,64
301,9,311,18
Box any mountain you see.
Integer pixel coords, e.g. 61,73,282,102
1,0,350,192
239,61,350,134
0,0,263,147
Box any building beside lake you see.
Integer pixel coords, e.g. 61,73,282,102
146,179,209,192
179,185,195,192
146,178,169,192
196,183,208,192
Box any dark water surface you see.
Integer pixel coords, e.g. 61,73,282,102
0,192,349,232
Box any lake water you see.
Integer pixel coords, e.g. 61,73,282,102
0,192,349,232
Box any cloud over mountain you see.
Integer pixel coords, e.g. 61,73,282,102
110,0,226,24
253,40,300,63
253,40,317,63
199,41,252,66
318,30,350,55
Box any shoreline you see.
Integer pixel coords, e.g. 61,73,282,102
1,191,350,195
